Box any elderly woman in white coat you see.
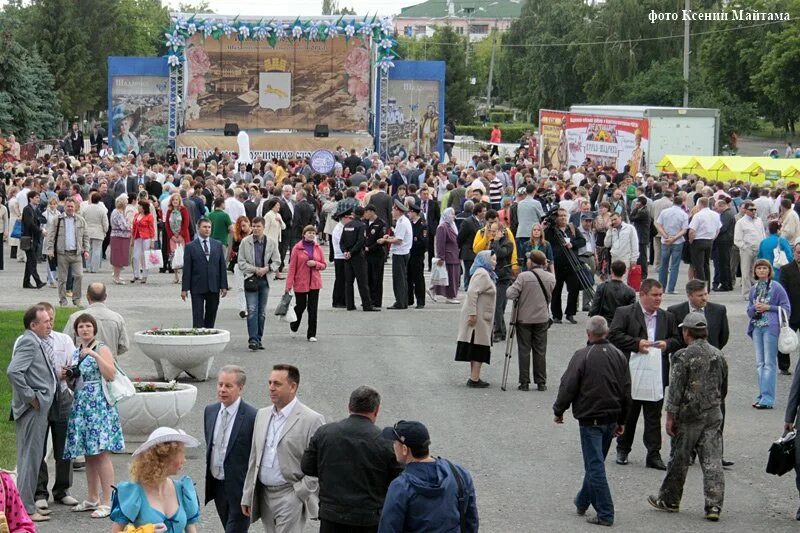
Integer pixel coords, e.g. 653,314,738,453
83,192,109,272
455,250,497,388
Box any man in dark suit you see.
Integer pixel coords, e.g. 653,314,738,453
204,365,257,533
667,278,734,467
343,148,362,175
458,202,483,289
364,204,388,309
68,122,83,157
181,218,229,328
290,189,316,251
609,278,681,470
21,190,46,289
369,181,393,229
301,386,403,533
419,186,440,270
712,199,736,291
89,124,104,153
780,241,800,375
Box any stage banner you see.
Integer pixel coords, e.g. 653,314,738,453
108,57,170,156
538,110,568,171
185,35,370,131
565,114,649,174
176,132,373,161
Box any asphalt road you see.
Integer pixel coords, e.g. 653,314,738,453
1,253,798,532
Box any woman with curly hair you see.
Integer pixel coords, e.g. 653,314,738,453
230,216,252,318
111,427,201,533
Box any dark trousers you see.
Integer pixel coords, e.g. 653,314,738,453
637,242,648,278
23,246,42,286
211,478,250,533
391,253,410,308
328,234,334,262
713,240,733,289
490,144,499,157
366,253,385,308
190,291,220,328
345,255,372,310
320,519,377,533
493,278,510,338
36,418,71,501
690,239,713,289
516,322,549,385
427,232,435,270
278,229,290,271
576,424,616,524
407,253,426,306
332,259,346,307
617,399,663,456
292,290,319,339
552,267,579,320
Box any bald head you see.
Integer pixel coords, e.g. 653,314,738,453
87,282,107,303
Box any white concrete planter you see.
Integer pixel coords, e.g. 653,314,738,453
117,383,198,443
134,328,230,381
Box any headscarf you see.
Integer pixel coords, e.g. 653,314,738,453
470,250,497,283
439,207,457,234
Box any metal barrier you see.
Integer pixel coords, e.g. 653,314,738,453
449,137,519,164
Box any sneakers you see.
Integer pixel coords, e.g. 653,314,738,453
705,506,720,521
426,288,438,303
445,298,461,304
647,495,679,513
308,337,318,342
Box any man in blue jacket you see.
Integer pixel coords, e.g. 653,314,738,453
378,421,478,533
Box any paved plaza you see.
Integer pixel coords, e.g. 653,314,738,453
2,256,798,532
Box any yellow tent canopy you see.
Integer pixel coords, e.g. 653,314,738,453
655,155,700,174
743,158,800,183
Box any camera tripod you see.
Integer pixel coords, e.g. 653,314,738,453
501,301,519,391
548,224,595,302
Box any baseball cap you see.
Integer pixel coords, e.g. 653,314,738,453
678,311,707,329
381,420,430,449
580,213,595,221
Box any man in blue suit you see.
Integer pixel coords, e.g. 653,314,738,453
182,218,229,328
204,365,257,532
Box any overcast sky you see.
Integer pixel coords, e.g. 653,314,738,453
163,0,421,17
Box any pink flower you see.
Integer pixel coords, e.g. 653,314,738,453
348,77,369,98
186,46,211,76
188,75,206,96
344,46,370,79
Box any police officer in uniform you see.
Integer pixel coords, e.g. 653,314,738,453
647,312,727,522
364,204,388,309
340,206,380,312
406,203,428,308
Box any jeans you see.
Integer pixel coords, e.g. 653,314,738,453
753,325,778,406
659,242,683,293
89,238,103,272
576,424,616,524
245,277,269,345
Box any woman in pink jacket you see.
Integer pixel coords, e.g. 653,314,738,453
285,225,327,342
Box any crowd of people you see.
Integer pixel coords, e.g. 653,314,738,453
3,133,800,529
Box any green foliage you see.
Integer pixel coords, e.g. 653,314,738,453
0,31,61,137
0,310,71,469
322,0,356,15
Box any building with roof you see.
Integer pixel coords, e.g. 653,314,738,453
395,0,523,42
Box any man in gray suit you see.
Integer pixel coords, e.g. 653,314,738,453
7,305,59,523
241,364,324,532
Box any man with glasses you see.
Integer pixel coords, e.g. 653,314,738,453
733,201,765,299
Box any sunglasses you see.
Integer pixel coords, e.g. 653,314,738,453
393,420,406,442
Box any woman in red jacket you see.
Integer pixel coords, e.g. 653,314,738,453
285,225,327,342
131,199,155,283
165,193,191,283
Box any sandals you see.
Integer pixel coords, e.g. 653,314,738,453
91,505,111,518
72,500,99,512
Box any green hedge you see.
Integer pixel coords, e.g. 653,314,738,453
489,111,515,123
455,124,534,142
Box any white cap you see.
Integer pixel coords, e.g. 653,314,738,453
132,427,200,456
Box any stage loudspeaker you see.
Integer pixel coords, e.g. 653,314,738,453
224,123,240,137
314,124,329,138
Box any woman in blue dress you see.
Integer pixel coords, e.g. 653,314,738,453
64,313,124,518
111,427,201,533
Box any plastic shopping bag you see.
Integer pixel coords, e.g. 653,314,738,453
430,259,449,287
629,348,663,402
171,244,185,270
145,249,164,270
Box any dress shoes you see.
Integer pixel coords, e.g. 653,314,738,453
537,384,547,391
615,450,629,465
646,455,667,470
518,383,530,391
466,379,490,388
363,308,381,312
565,315,577,324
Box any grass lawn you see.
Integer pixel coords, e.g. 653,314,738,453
0,308,71,469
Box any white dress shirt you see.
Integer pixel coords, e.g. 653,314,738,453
258,397,298,486
734,214,766,251
391,215,413,255
224,197,246,222
50,331,76,393
211,397,241,480
332,223,345,260
689,208,721,240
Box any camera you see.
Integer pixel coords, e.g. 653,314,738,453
65,365,81,380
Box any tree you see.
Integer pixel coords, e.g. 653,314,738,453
177,1,212,12
321,0,356,15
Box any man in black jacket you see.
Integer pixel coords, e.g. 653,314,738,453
368,181,393,230
340,207,378,312
277,184,294,274
458,202,483,290
406,203,428,308
554,316,631,527
419,186,440,270
290,189,317,251
22,191,46,289
545,208,586,325
629,196,652,278
301,386,403,533
780,242,800,375
343,148,362,175
68,122,83,157
712,198,736,291
363,205,388,309
589,261,637,323
609,278,681,470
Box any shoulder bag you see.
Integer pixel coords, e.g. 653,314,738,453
766,430,796,476
443,459,467,533
244,239,267,292
774,243,789,268
97,343,136,406
778,307,799,354
530,269,553,329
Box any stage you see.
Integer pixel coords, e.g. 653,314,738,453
175,131,374,160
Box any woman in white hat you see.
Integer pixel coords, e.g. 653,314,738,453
110,427,201,533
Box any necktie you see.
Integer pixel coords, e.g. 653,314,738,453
202,239,209,258
214,408,231,478
42,337,56,369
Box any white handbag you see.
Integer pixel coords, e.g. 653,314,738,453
773,245,789,268
778,307,799,354
101,361,136,406
172,244,185,270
